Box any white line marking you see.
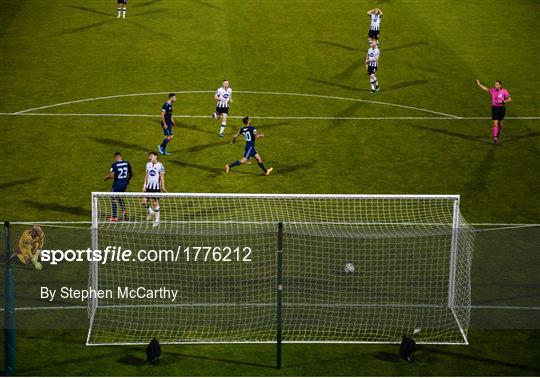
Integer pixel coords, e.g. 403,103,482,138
10,221,92,224
3,304,539,311
12,90,211,114
471,305,540,310
1,112,539,120
474,224,540,232
240,90,462,118
9,221,539,227
8,90,463,118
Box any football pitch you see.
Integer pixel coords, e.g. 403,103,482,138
1,0,539,376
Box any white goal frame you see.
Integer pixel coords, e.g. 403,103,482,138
87,192,471,347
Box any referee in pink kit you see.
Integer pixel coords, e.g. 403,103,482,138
477,79,512,144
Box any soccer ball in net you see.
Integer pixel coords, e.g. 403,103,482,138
344,262,355,273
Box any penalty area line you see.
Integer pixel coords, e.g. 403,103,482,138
0,112,539,120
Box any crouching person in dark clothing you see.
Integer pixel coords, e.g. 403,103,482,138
146,338,161,364
399,335,417,362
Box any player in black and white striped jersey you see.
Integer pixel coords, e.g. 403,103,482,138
212,80,233,137
142,151,166,227
365,40,380,95
367,8,382,45
117,0,127,19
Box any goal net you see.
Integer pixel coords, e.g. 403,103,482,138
87,193,473,345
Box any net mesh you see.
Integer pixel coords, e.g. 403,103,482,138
87,193,473,345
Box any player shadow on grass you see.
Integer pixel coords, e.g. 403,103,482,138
0,177,40,190
172,121,218,136
169,159,224,178
166,351,274,369
420,347,540,373
373,351,400,362
501,131,540,144
59,19,114,35
412,125,492,145
66,5,114,18
138,0,165,8
285,353,364,368
230,161,316,178
327,101,368,128
117,352,175,367
415,125,540,146
128,20,171,38
384,41,428,53
129,9,167,19
117,354,147,366
308,77,365,92
333,60,363,81
180,141,227,153
91,137,149,153
384,79,431,92
312,40,358,52
22,200,91,217
67,4,164,19
191,0,223,11
276,161,315,175
16,353,116,375
116,349,273,369
464,145,496,195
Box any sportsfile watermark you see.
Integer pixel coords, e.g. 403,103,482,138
40,246,253,265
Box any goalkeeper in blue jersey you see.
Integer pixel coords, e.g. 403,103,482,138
225,117,273,176
14,225,45,270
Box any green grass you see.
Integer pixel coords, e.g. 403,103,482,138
1,0,539,375
1,329,539,376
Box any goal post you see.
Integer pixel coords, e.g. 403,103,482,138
87,192,473,348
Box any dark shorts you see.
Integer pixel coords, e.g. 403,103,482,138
491,106,506,121
117,0,127,4
145,187,161,200
244,145,257,159
368,29,380,39
161,121,173,136
215,106,229,115
367,65,378,75
112,183,128,193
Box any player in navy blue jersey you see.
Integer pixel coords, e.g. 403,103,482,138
104,152,133,221
226,117,273,176
158,93,176,155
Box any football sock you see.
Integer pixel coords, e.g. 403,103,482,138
374,80,379,89
229,160,241,168
119,198,126,212
493,126,498,138
111,200,118,217
118,8,121,17
122,9,126,18
154,206,160,222
160,138,169,150
257,161,267,173
148,206,154,214
219,125,226,134
370,80,375,90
